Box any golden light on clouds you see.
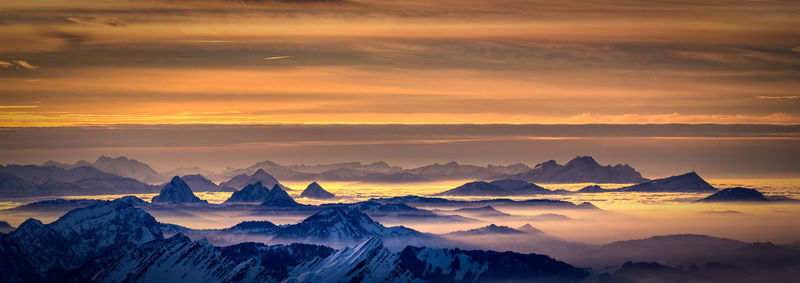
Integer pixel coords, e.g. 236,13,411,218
0,0,798,126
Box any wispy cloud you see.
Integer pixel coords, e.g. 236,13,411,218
756,96,800,101
264,56,291,60
0,105,39,109
0,60,39,70
67,17,127,28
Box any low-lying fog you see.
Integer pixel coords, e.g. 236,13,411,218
2,179,799,246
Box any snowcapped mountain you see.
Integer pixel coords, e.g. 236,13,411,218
0,199,163,282
151,176,208,204
288,237,589,283
617,171,716,192
502,156,648,184
93,234,271,283
221,169,285,190
398,245,589,282
285,237,421,283
299,182,335,199
92,155,166,184
269,208,453,251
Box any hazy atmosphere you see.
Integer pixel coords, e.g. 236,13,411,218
1,0,799,282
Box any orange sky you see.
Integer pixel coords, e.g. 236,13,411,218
0,0,799,126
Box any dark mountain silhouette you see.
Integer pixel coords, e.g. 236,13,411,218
617,171,716,192
517,223,544,233
434,180,559,196
398,244,589,282
372,195,599,209
452,205,512,217
220,169,284,190
444,224,527,236
151,176,207,204
577,184,606,193
490,179,554,194
0,220,13,233
223,181,272,204
501,156,648,183
299,181,335,199
179,174,235,192
261,184,300,207
697,187,768,202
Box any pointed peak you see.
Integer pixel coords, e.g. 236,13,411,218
535,160,558,168
566,155,599,166
170,175,183,183
254,168,268,175
271,184,283,191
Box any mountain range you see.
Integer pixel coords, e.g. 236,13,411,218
36,155,649,184
0,199,594,282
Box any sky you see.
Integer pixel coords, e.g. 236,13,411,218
0,0,799,177
0,0,799,126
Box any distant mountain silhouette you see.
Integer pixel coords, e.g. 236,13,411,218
0,165,159,197
616,172,716,192
0,220,13,233
91,156,166,184
359,172,430,183
577,184,606,193
261,184,300,207
433,180,554,196
500,156,648,183
151,176,207,204
451,206,512,217
179,174,235,192
220,169,284,190
372,195,599,210
299,182,335,199
223,181,272,204
444,224,527,236
697,187,768,202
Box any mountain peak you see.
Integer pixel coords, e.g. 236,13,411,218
300,181,335,199
565,155,599,167
222,181,270,204
152,176,207,203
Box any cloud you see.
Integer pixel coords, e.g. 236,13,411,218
756,96,800,101
793,46,800,54
67,17,127,27
264,56,291,60
0,60,39,70
0,105,39,109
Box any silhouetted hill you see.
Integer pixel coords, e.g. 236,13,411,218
617,172,716,192
299,181,335,199
698,187,768,202
151,176,207,204
502,156,648,183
